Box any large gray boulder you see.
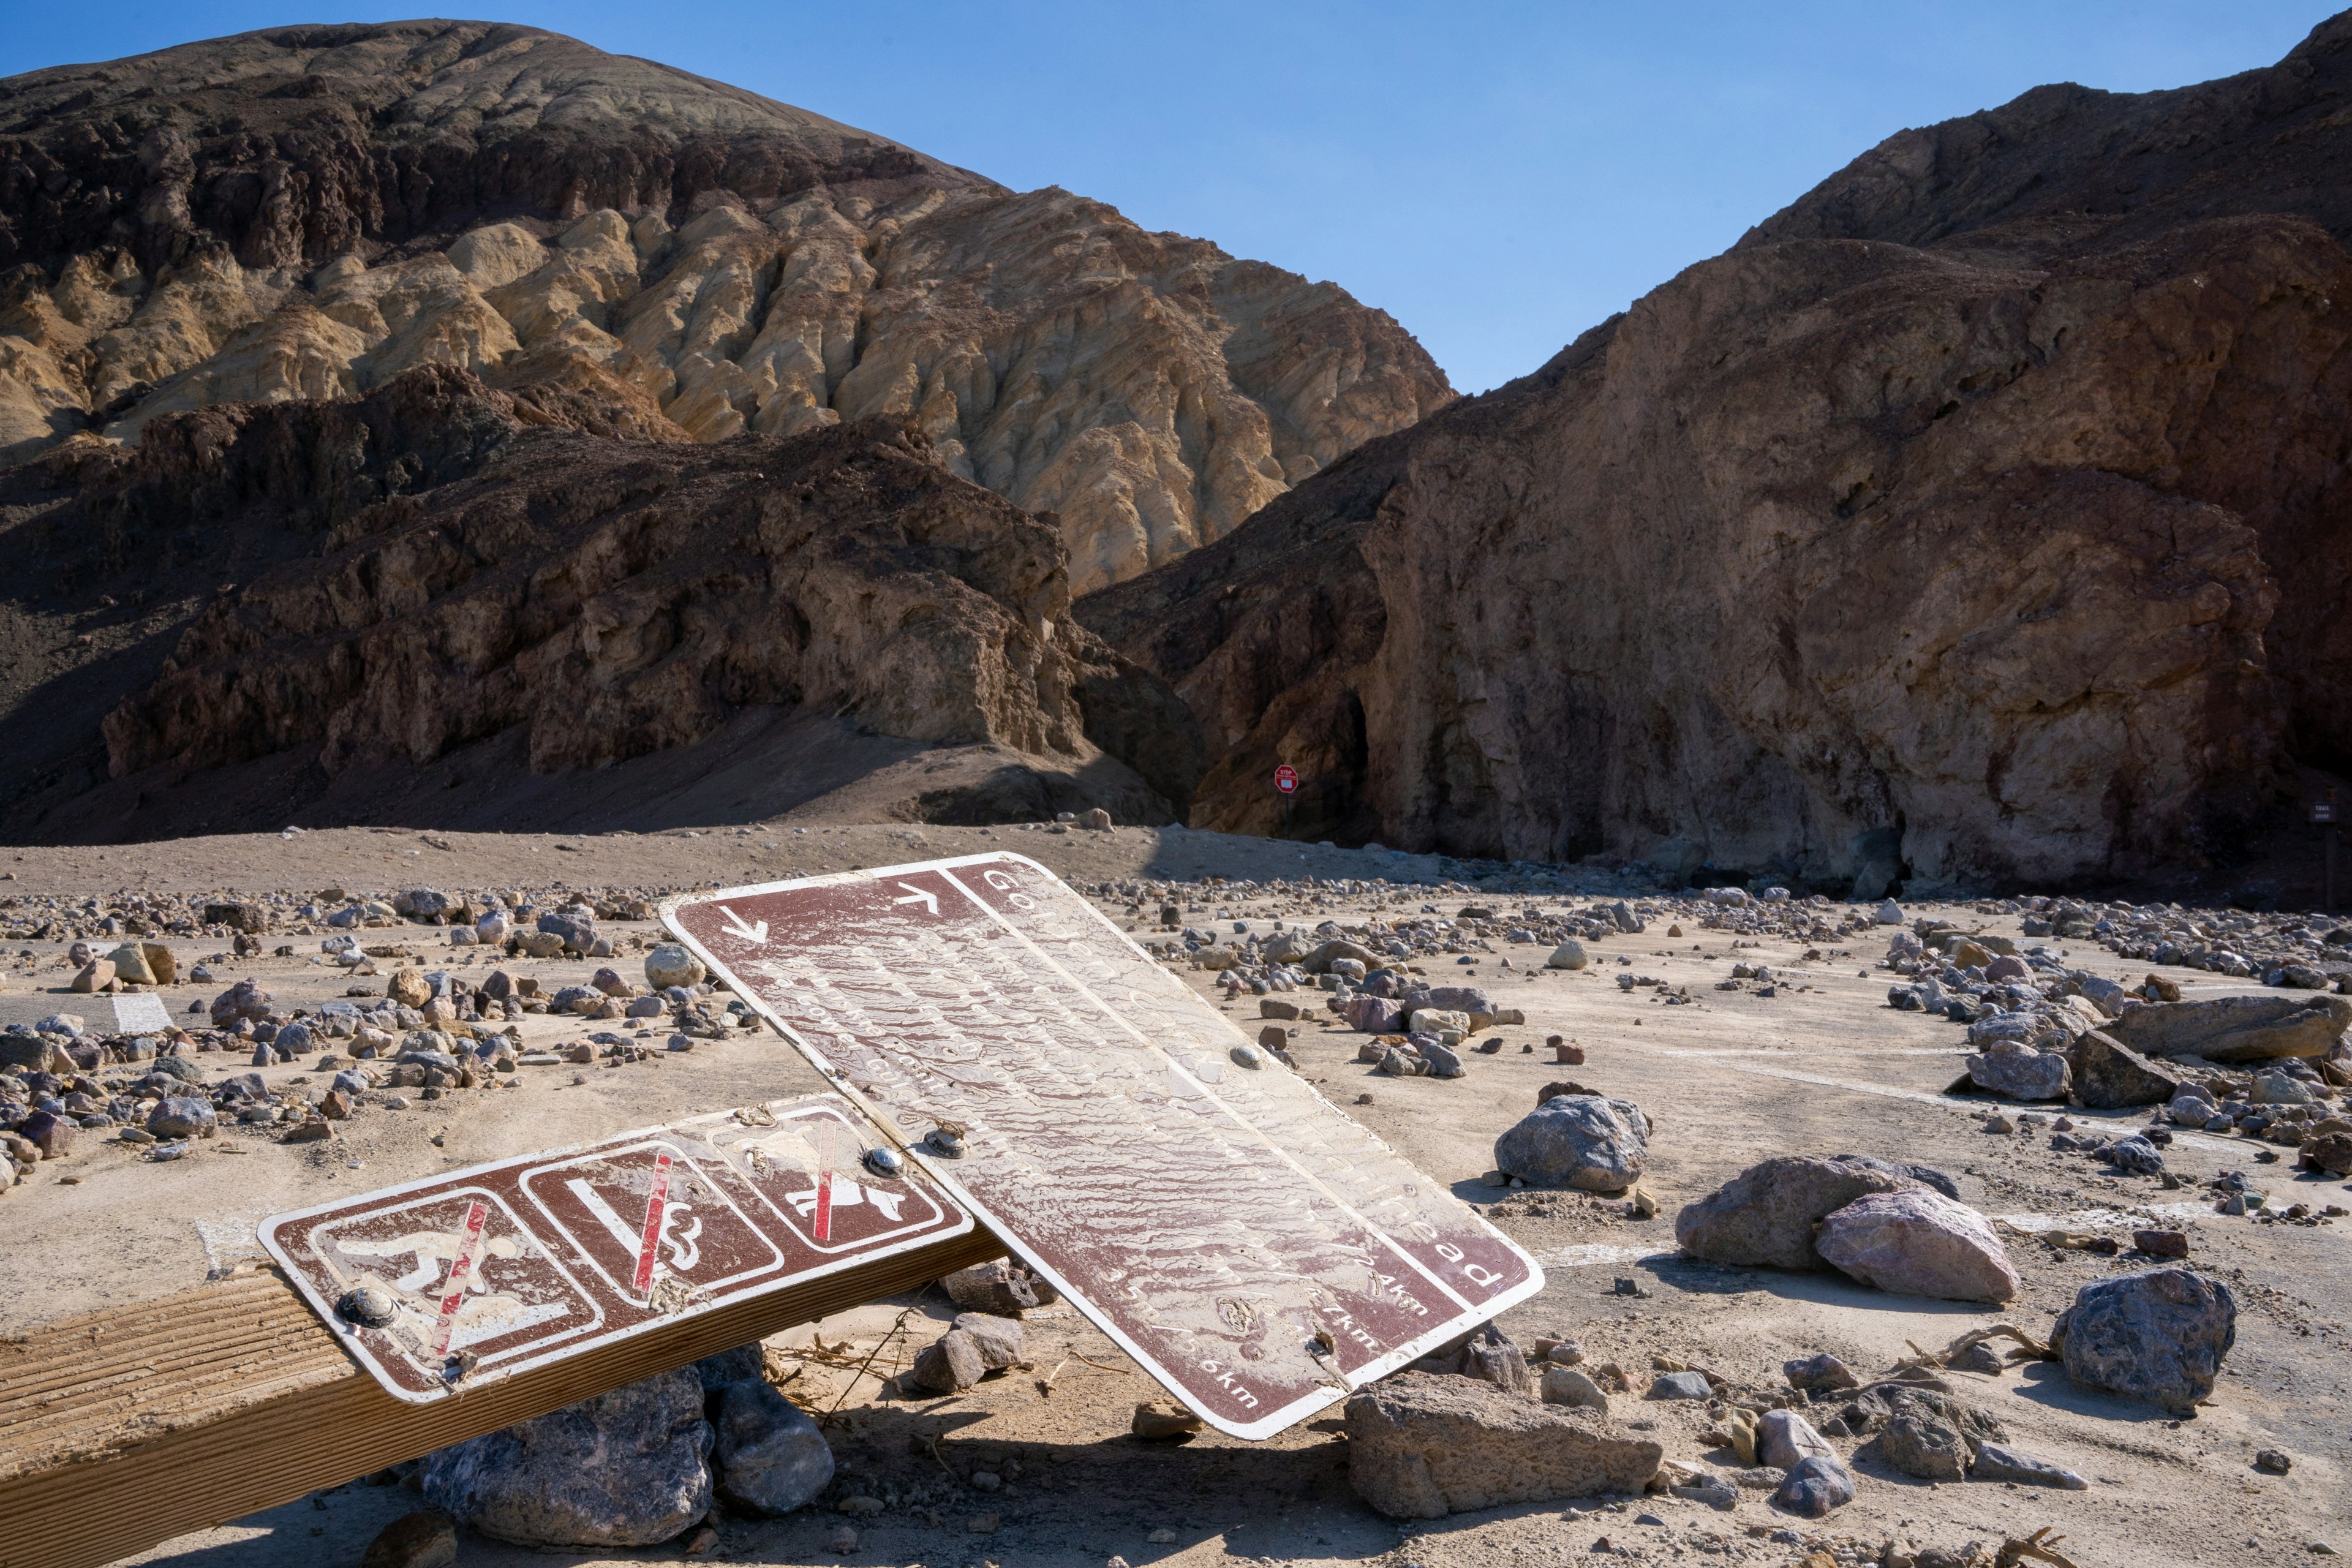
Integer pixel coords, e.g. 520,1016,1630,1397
1344,1373,1661,1518
1303,939,1379,973
422,1367,712,1546
1814,1189,2019,1303
709,1378,833,1517
1964,1039,2071,1101
2052,1268,2236,1414
1675,1156,1918,1270
2104,993,2351,1063
1493,1095,1650,1194
2068,1030,2187,1109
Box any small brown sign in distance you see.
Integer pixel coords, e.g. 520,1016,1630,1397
666,853,1544,1439
262,1095,969,1402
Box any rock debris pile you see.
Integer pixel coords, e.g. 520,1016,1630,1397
0,878,771,1190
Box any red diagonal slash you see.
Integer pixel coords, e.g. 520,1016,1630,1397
431,1200,491,1356
814,1169,833,1241
631,1151,675,1298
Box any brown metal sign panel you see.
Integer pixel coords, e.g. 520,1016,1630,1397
261,1095,970,1403
663,854,1544,1439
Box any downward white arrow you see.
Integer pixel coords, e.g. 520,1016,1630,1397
892,883,939,916
717,905,769,945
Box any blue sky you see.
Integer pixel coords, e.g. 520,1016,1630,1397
4,3,2338,392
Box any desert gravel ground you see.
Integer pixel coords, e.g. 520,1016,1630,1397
0,822,2334,1568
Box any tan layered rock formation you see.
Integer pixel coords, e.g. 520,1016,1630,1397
0,21,1449,590
1081,15,2352,891
0,366,1196,840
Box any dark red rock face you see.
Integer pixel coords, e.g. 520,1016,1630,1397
1079,17,2352,892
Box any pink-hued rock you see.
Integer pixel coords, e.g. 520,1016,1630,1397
1815,1189,2019,1304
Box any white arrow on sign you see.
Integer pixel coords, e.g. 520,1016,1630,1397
892,883,939,916
717,905,769,945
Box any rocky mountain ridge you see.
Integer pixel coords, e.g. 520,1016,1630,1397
0,21,1450,589
0,366,1199,840
1078,12,2352,894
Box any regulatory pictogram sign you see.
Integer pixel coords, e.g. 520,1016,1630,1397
262,1096,968,1402
665,854,1544,1439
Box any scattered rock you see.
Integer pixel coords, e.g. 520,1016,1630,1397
1970,1443,2087,1489
1669,1469,1739,1510
644,944,707,990
17,1110,74,1159
1814,1189,2019,1303
1757,1410,1837,1471
1946,1341,2008,1376
360,1509,456,1568
1131,1401,1204,1440
1772,1455,1855,1517
2252,1069,2318,1105
2052,1267,2237,1414
387,967,432,1008
1648,1371,1711,1400
1542,1365,1610,1414
1493,1094,1651,1193
1964,1039,2071,1101
2300,1132,2352,1175
147,1096,217,1140
709,1377,834,1517
2105,994,2351,1063
1547,939,1590,970
2099,1134,2166,1177
1675,1156,1920,1270
421,1367,713,1547
1783,1353,1859,1393
940,1257,1055,1313
951,1312,1025,1370
909,1329,986,1393
1344,1372,1662,1519
1879,1413,1969,1481
1452,1323,1536,1396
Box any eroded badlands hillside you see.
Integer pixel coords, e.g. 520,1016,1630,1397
0,21,1450,589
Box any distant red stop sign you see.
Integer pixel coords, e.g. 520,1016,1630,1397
1274,764,1298,794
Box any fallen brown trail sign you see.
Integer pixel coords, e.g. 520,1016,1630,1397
666,852,1544,1439
262,1095,968,1402
0,1217,1001,1568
